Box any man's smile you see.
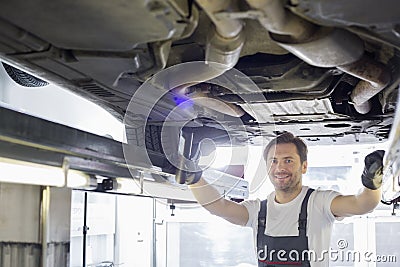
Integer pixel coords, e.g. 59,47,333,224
273,173,291,179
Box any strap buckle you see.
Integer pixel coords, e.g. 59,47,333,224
298,219,307,230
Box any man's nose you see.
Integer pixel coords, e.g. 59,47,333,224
276,160,286,171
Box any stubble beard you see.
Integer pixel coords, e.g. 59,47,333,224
271,169,303,194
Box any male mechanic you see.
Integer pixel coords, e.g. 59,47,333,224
187,132,384,266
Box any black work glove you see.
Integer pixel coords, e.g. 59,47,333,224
175,168,203,185
174,154,203,185
361,150,385,190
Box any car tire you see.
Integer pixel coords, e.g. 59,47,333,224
125,124,178,174
2,63,48,87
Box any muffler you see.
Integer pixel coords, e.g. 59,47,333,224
246,0,391,114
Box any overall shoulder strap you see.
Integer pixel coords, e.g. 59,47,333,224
257,200,268,266
298,188,315,236
258,199,267,229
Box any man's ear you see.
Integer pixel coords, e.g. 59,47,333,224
301,160,307,174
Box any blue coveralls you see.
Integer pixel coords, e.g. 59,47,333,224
257,188,315,267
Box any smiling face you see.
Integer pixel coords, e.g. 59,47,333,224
266,143,308,194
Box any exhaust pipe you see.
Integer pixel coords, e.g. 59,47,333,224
196,0,244,69
246,0,391,114
338,55,391,114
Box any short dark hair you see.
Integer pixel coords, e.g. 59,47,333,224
263,132,308,163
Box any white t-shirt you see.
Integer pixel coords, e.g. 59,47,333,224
242,186,341,267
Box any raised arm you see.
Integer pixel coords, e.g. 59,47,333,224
331,150,384,217
189,177,249,226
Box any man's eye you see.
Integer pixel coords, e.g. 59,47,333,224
270,159,277,164
285,159,293,163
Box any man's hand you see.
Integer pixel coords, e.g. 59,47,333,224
361,150,385,190
171,148,203,185
331,150,384,217
176,168,202,185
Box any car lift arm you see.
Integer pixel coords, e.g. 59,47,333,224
0,106,249,199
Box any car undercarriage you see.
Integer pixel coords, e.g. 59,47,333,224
0,0,399,198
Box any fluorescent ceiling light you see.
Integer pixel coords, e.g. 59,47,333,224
67,171,95,189
0,158,65,187
0,157,93,188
